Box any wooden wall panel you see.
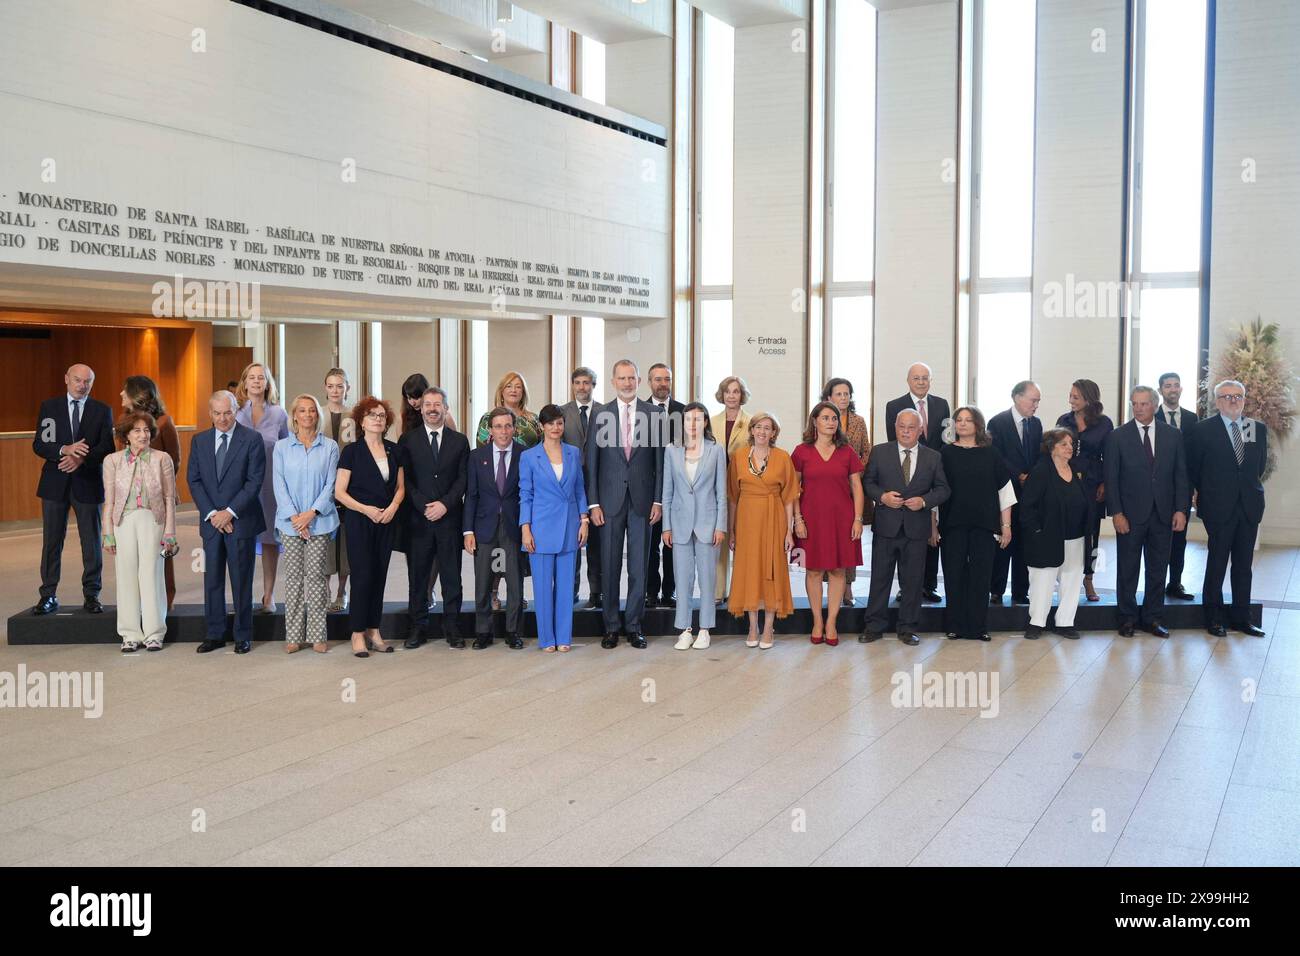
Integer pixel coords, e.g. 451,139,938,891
213,347,253,394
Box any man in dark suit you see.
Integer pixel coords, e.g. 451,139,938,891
400,386,469,648
1157,371,1201,599
463,406,524,650
645,362,685,608
884,362,951,603
188,390,267,654
987,380,1042,606
1105,386,1190,638
586,358,663,648
1188,380,1267,637
861,409,951,645
560,366,601,608
31,364,116,615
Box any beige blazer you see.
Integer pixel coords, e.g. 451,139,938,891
102,449,177,536
710,408,752,459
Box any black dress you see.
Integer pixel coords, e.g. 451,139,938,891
939,443,1011,638
1055,412,1114,575
338,439,402,631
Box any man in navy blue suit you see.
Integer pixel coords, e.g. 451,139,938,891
187,390,267,654
1105,386,1190,638
986,380,1042,606
464,407,524,649
1157,372,1201,599
31,363,116,615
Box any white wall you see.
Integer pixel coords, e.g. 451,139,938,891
872,1,959,440
1209,0,1300,543
0,0,669,320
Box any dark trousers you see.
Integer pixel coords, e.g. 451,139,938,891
1115,514,1172,625
343,509,394,632
600,499,651,634
474,518,522,636
1167,525,1189,589
924,542,940,592
573,520,602,600
647,517,675,601
864,531,927,634
940,526,996,637
202,532,255,641
1082,495,1103,576
40,495,103,599
1202,505,1258,627
990,503,1030,600
407,521,463,637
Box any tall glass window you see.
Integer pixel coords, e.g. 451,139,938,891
694,11,734,404
1129,0,1208,406
581,36,606,105
970,0,1036,414
825,1,877,420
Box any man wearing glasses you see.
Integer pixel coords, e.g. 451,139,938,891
1188,380,1267,637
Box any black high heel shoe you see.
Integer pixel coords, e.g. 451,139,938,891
366,636,394,654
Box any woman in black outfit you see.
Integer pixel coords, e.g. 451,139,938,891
933,406,1013,641
1055,378,1113,601
334,396,405,658
1020,428,1090,640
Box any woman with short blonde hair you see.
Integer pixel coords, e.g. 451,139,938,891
710,376,752,604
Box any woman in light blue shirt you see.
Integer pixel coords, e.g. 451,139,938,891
662,402,728,649
274,394,340,653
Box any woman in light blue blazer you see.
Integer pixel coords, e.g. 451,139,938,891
520,404,589,652
662,402,728,650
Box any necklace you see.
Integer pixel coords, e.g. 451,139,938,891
747,449,769,477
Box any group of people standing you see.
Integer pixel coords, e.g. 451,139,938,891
30,355,1268,654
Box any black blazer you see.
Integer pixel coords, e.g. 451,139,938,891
1159,406,1200,435
1103,419,1190,524
338,439,401,509
648,397,686,448
1188,416,1266,525
1019,459,1089,568
885,393,950,452
463,442,521,543
398,425,469,532
863,441,950,540
32,395,115,503
987,408,1042,479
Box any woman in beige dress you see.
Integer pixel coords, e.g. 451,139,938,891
709,375,752,604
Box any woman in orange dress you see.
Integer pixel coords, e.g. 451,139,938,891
727,412,799,649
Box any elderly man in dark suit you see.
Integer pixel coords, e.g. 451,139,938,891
561,366,601,608
1105,386,1190,638
645,362,685,608
400,386,469,648
32,363,116,615
861,408,951,645
1188,380,1267,637
987,380,1043,606
463,406,524,650
586,358,663,648
188,390,267,654
1157,372,1201,599
885,362,951,603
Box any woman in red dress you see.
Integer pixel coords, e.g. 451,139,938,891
792,402,864,646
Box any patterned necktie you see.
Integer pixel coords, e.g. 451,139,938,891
902,447,912,484
916,400,928,440
1142,424,1154,469
216,431,228,479
623,404,632,461
70,399,81,440
1230,421,1245,466
496,447,507,495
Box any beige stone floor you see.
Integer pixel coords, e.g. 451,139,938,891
1,509,1297,866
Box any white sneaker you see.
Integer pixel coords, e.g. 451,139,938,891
675,630,694,650
692,630,711,650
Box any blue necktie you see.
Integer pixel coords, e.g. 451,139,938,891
1021,418,1033,466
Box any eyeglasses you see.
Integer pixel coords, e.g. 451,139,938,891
364,411,387,420
1216,393,1246,403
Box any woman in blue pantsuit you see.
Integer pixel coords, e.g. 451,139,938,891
520,404,589,652
662,402,728,650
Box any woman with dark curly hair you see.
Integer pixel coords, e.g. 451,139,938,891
333,396,405,657
791,401,864,646
1055,379,1114,601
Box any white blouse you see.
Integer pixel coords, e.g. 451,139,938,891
551,462,564,481
376,456,390,481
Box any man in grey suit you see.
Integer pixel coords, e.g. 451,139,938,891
560,366,601,608
861,409,950,645
586,359,663,648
